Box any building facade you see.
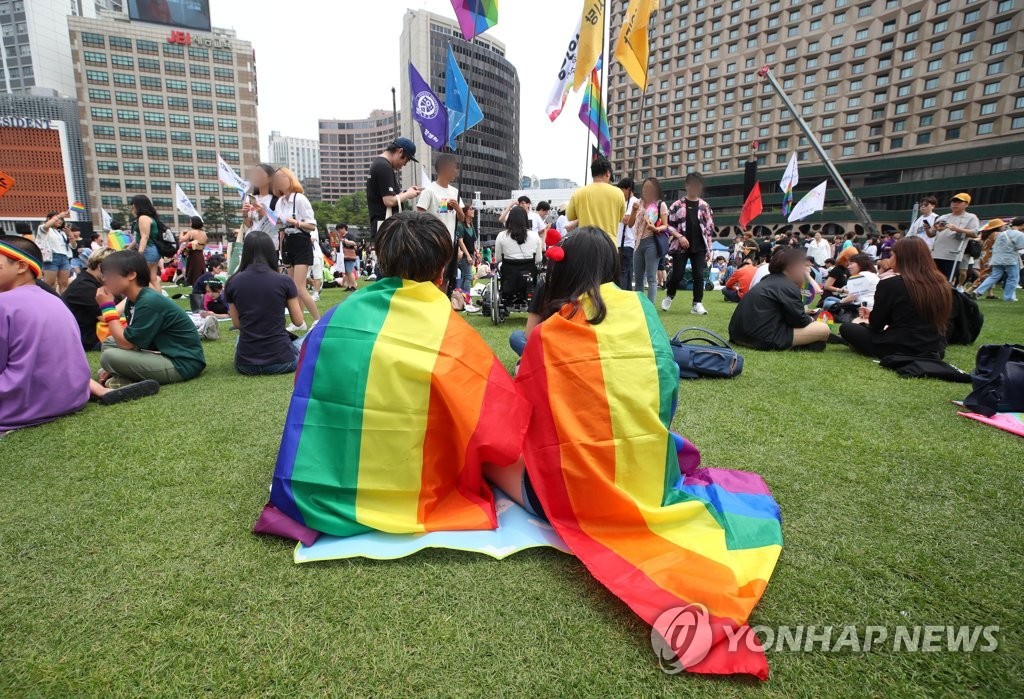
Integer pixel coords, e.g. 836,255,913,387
0,0,96,97
606,0,1024,233
400,9,521,241
268,129,319,183
68,13,260,229
318,109,398,202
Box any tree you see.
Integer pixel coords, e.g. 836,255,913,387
200,197,227,238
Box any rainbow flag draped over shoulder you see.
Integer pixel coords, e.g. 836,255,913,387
270,278,527,538
516,283,783,679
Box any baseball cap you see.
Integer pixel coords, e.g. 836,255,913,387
391,137,419,163
980,218,1006,231
951,192,971,204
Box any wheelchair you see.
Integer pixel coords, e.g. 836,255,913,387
480,258,539,325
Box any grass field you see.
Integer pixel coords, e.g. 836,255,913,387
2,283,1022,697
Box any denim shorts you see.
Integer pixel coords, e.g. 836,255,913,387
344,259,357,274
142,244,160,264
42,253,71,273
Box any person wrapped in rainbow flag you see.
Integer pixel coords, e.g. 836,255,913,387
255,212,529,544
506,227,784,679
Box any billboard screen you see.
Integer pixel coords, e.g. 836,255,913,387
128,0,212,32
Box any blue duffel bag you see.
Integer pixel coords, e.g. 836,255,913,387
669,327,744,379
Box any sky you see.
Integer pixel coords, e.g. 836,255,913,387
208,0,591,183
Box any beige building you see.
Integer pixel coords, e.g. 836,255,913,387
607,0,1024,230
68,12,259,229
318,110,398,202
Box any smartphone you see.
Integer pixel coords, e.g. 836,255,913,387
247,194,257,205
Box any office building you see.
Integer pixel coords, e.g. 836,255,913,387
69,12,260,228
319,109,398,202
301,176,321,203
268,129,320,182
400,9,521,240
606,0,1024,232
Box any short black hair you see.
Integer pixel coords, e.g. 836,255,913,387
517,196,532,205
1012,217,1024,227
207,254,225,271
920,195,938,206
536,201,551,212
685,172,705,186
591,156,612,178
435,153,457,171
617,177,635,191
335,223,347,231
100,250,151,286
374,212,454,283
190,216,204,230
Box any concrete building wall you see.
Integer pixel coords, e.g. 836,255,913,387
318,110,397,202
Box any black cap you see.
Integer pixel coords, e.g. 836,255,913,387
391,137,419,163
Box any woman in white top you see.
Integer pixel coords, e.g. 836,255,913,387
840,254,880,309
273,167,321,326
806,231,831,267
494,206,543,266
36,209,74,292
232,163,279,274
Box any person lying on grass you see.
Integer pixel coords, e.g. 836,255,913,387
253,212,527,545
95,250,206,388
0,237,158,434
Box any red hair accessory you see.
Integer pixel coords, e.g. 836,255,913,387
544,227,565,261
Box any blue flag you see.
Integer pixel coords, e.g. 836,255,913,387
409,63,448,150
445,44,484,150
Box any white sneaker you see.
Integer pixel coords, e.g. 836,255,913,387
661,296,673,311
285,322,308,334
464,304,480,313
691,302,708,315
311,293,320,302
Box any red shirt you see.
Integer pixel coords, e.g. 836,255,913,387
726,264,757,299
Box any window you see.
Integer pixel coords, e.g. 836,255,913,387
953,70,970,84
111,55,133,68
997,0,1015,11
168,96,189,109
190,64,210,78
193,99,213,112
987,62,1004,76
172,148,193,160
214,67,233,81
136,38,158,54
171,131,191,144
144,129,166,141
894,103,908,115
991,41,1008,56
921,96,937,109
88,88,110,102
84,51,106,65
166,79,187,93
215,85,235,97
217,118,238,130
82,32,104,47
916,132,931,145
141,76,162,90
218,135,239,147
86,70,108,84
1012,117,1024,130
116,109,139,122
842,146,855,156
983,82,1001,96
147,147,168,159
174,166,195,178
891,137,903,148
121,145,143,158
138,57,160,72
109,36,131,50
195,133,215,145
979,102,998,116
194,116,214,128
923,77,939,90
191,81,212,94
95,143,117,155
118,127,141,140
977,122,994,136
188,46,209,61
164,61,185,75
142,94,164,107
90,107,113,121
213,49,232,63
919,115,934,127
97,161,119,174
93,125,115,138
946,127,961,140
113,73,135,87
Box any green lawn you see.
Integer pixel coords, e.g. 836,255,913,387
2,284,1022,697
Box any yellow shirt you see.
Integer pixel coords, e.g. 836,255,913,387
566,182,627,243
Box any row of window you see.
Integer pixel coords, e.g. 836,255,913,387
94,144,240,163
94,128,240,146
88,106,238,129
81,32,234,64
85,69,238,97
96,163,223,178
99,179,227,195
86,89,239,114
83,51,236,80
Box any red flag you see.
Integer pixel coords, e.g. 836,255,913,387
739,181,763,229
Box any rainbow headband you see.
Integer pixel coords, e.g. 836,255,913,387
0,241,42,277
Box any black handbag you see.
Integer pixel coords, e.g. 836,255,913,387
963,344,1024,416
670,327,744,380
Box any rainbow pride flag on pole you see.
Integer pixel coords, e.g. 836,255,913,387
579,62,611,157
516,283,783,679
268,278,527,538
450,0,498,41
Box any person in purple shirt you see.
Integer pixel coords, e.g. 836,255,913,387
0,236,158,433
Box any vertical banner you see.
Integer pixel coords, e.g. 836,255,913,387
546,20,581,121
574,0,605,91
614,0,657,90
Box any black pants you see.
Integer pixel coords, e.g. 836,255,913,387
722,287,740,303
839,323,880,357
444,250,459,296
934,258,957,283
619,247,634,290
667,250,706,303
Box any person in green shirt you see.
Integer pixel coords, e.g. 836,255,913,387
96,251,206,387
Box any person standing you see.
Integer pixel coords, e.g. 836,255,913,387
663,172,715,315
129,195,169,293
455,206,479,297
337,224,359,292
969,218,1024,302
179,216,208,312
273,167,321,329
806,231,831,267
366,137,422,234
616,177,639,290
907,196,938,251
35,210,74,293
931,193,980,283
629,178,669,304
416,154,465,294
565,157,626,242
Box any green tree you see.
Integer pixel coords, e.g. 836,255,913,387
200,197,227,238
116,202,134,230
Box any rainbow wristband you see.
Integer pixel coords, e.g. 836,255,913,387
100,303,119,324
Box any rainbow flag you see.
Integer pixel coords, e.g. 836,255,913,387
579,62,611,157
107,230,132,251
269,278,527,538
450,0,498,41
516,283,783,679
69,201,87,214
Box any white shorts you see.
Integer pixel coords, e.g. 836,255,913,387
310,255,323,279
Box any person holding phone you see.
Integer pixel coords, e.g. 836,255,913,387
907,196,938,251
273,168,321,330
366,137,422,233
931,193,979,283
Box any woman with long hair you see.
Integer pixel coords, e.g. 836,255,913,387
35,210,74,293
179,216,208,311
839,236,952,358
629,177,669,304
494,206,542,265
273,167,321,327
130,194,167,292
229,163,278,274
225,232,306,375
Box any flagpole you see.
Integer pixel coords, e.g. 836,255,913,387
628,20,654,181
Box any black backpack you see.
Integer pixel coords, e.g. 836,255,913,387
152,219,178,258
963,344,1024,417
947,289,983,345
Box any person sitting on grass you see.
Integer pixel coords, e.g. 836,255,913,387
728,247,833,351
0,237,157,433
254,212,526,544
62,247,114,351
225,232,305,376
96,250,206,387
839,236,952,359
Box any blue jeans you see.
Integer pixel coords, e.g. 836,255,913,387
234,336,305,375
976,264,1020,301
633,237,659,303
142,243,160,264
458,258,474,294
43,252,71,273
509,330,527,357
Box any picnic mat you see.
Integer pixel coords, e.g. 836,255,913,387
957,411,1024,438
294,490,570,563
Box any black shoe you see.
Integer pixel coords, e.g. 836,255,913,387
827,333,848,346
794,340,828,352
99,379,160,406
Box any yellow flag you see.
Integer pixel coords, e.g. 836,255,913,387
573,0,605,91
614,0,657,90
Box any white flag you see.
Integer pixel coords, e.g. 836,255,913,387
420,165,432,191
546,20,581,122
787,181,828,223
100,208,112,231
217,153,249,194
175,185,201,219
780,152,799,193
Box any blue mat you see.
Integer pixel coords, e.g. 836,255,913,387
294,490,571,563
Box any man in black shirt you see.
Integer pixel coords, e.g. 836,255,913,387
366,137,423,233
